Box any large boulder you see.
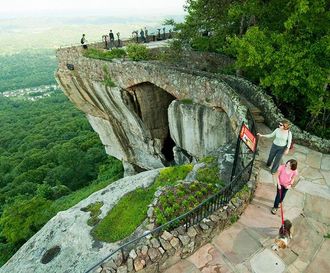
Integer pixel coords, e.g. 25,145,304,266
168,100,234,158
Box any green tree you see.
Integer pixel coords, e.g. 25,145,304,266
227,0,330,136
0,197,53,244
178,0,330,137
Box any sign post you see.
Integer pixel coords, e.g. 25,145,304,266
239,123,256,152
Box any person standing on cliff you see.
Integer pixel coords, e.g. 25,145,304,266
144,27,148,43
102,34,108,49
109,30,115,50
80,34,88,49
140,29,145,43
116,32,121,47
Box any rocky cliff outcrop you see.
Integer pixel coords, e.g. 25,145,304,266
55,46,249,171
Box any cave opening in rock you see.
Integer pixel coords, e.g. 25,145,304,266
161,130,176,164
125,82,176,164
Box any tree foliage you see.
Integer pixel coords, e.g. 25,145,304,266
177,0,330,137
0,49,57,92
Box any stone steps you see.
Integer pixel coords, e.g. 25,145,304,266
240,96,265,123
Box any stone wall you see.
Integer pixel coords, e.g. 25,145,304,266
221,75,330,153
148,48,234,74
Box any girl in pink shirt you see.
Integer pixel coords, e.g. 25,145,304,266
271,159,298,214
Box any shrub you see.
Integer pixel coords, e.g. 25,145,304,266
166,192,176,205
153,39,183,63
126,44,150,61
91,164,193,242
230,214,239,223
108,48,127,59
177,183,185,191
172,203,180,212
182,200,189,208
176,190,185,197
159,195,167,206
83,48,126,61
164,207,174,218
200,156,216,164
189,183,197,192
155,208,167,226
196,166,223,187
195,191,203,199
188,195,197,204
201,187,208,195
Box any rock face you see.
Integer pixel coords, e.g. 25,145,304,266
0,170,160,273
55,46,249,170
168,100,234,158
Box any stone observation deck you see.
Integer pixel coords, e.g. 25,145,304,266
55,40,251,173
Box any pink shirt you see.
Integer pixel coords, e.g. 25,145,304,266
278,165,298,188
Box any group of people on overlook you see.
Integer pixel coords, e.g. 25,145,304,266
80,29,120,50
80,26,172,49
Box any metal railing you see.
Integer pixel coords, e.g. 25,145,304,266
59,31,174,50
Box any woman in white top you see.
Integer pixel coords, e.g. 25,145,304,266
257,120,292,174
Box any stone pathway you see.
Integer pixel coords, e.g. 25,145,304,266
163,123,330,273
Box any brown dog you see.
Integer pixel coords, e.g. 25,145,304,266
272,219,293,251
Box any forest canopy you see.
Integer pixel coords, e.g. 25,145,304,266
175,0,330,138
0,93,123,265
0,49,57,93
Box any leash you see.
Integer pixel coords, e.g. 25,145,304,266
279,186,285,230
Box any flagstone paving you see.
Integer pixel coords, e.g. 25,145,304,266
162,124,330,273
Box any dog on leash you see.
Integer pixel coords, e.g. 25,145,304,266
271,219,293,251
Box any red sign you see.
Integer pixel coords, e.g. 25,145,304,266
239,124,256,152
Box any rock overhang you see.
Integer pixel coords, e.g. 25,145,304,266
56,45,250,171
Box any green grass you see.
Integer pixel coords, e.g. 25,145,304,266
92,164,193,242
92,187,155,242
81,201,104,226
154,164,193,187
